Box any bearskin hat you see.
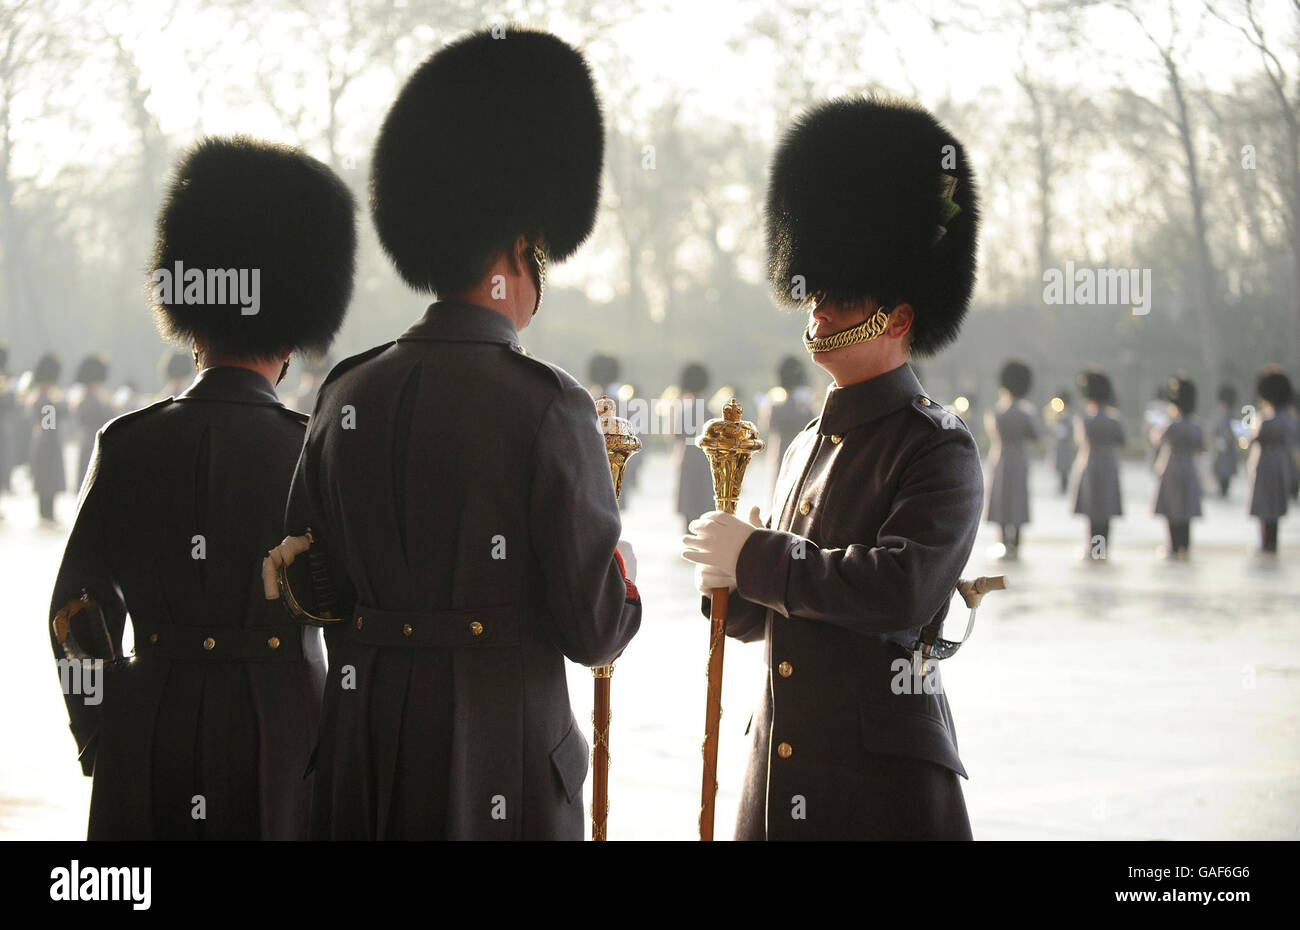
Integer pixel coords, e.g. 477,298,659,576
999,360,1032,399
74,354,109,385
680,362,710,396
765,95,980,357
1078,369,1115,406
1216,383,1238,408
151,136,356,357
1163,375,1196,415
370,28,604,296
778,355,808,390
1257,368,1293,408
588,354,620,387
33,352,62,385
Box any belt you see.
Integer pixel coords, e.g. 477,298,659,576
347,604,520,648
134,621,309,662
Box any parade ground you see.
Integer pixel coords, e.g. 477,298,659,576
2,450,1296,841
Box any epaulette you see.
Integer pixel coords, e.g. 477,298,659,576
502,341,569,391
321,342,395,389
277,407,310,426
100,397,174,436
910,393,969,433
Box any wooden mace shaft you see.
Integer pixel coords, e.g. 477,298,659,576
592,667,612,840
699,586,729,841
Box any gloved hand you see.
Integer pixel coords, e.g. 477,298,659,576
681,505,763,591
616,539,637,584
694,563,735,596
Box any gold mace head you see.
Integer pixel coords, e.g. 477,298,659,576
596,395,642,499
695,397,764,514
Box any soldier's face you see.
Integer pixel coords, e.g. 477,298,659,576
807,298,914,387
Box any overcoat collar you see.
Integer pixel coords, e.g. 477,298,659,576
397,300,521,347
177,365,282,407
818,362,925,435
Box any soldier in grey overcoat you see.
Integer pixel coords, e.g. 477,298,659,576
1211,384,1240,499
985,360,1037,559
279,29,641,840
1071,370,1125,559
1248,368,1294,554
1152,375,1203,558
48,137,357,839
683,96,983,840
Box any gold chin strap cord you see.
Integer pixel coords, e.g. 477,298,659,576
803,305,892,354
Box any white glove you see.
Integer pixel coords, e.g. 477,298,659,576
616,538,637,584
694,563,736,596
681,506,763,591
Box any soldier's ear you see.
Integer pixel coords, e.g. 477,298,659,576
510,235,533,277
888,304,915,339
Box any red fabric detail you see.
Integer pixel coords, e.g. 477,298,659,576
613,548,640,602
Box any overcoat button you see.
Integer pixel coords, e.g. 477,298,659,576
203,637,216,651
777,741,793,759
798,500,811,516
830,434,842,444
920,397,932,406
470,621,484,636
267,636,281,650
355,616,364,630
778,661,793,678
402,623,414,637
149,632,159,643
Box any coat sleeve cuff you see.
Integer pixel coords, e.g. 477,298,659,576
735,528,801,616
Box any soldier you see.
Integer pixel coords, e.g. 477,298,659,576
1211,384,1240,499
1151,375,1203,559
47,137,357,839
1050,388,1078,495
1071,369,1125,559
1248,368,1294,555
985,360,1037,560
674,361,716,531
761,354,819,494
70,353,116,487
279,28,641,840
25,352,66,524
682,96,983,839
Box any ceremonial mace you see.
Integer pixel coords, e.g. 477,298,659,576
695,398,764,841
591,395,641,841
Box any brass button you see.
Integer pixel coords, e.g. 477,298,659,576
149,632,159,644
267,636,281,650
402,623,414,637
830,434,842,444
920,397,932,406
778,661,793,678
470,621,484,637
355,616,364,630
202,637,216,651
798,499,811,516
777,741,793,759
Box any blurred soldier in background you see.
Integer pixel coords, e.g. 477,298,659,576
285,352,333,414
48,136,357,839
157,349,193,399
1248,367,1294,555
25,352,66,525
70,353,116,487
282,28,640,840
1211,384,1240,499
1071,369,1125,559
761,354,818,493
675,361,714,531
1049,388,1077,495
684,96,983,840
985,360,1037,560
1151,375,1203,559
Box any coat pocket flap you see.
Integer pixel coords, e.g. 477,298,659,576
859,703,968,779
550,721,590,803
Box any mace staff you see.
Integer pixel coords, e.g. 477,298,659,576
591,395,641,841
694,398,764,841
